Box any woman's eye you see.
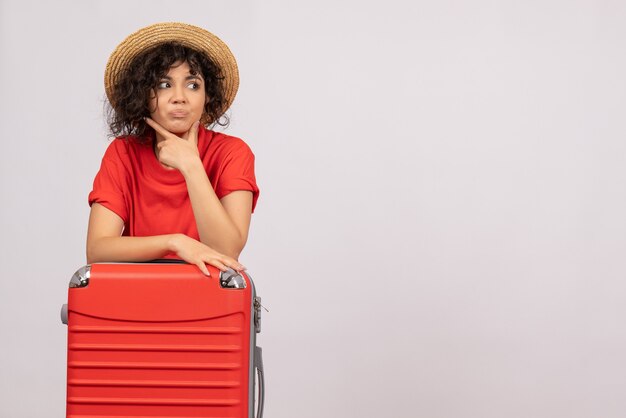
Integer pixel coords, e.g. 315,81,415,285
187,82,200,90
157,81,170,89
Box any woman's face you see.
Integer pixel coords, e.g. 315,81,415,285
149,61,206,135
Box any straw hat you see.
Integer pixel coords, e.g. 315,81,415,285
104,22,239,115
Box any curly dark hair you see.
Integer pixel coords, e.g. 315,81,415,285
106,42,229,138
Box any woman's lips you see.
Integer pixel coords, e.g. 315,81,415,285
169,110,189,118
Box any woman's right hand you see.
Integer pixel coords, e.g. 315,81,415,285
169,234,246,276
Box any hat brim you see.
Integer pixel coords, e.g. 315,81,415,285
104,22,239,118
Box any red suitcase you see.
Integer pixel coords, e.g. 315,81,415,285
61,262,264,418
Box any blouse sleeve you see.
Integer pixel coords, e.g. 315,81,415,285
88,141,130,222
215,139,260,213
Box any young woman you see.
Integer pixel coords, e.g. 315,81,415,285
87,23,259,277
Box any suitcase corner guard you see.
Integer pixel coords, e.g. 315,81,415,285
69,265,91,288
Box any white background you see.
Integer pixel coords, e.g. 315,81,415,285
1,0,626,417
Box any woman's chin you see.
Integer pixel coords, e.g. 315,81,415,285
162,120,193,135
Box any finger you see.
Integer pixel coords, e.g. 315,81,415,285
206,258,229,272
223,258,246,272
195,262,211,277
145,117,172,138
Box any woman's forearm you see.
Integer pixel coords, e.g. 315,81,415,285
86,234,178,264
181,161,244,259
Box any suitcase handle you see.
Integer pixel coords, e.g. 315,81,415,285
147,258,187,264
255,346,265,418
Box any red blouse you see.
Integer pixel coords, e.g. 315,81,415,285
88,126,259,241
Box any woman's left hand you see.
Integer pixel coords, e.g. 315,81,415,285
145,117,202,174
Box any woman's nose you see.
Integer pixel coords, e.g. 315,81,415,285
170,85,187,103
